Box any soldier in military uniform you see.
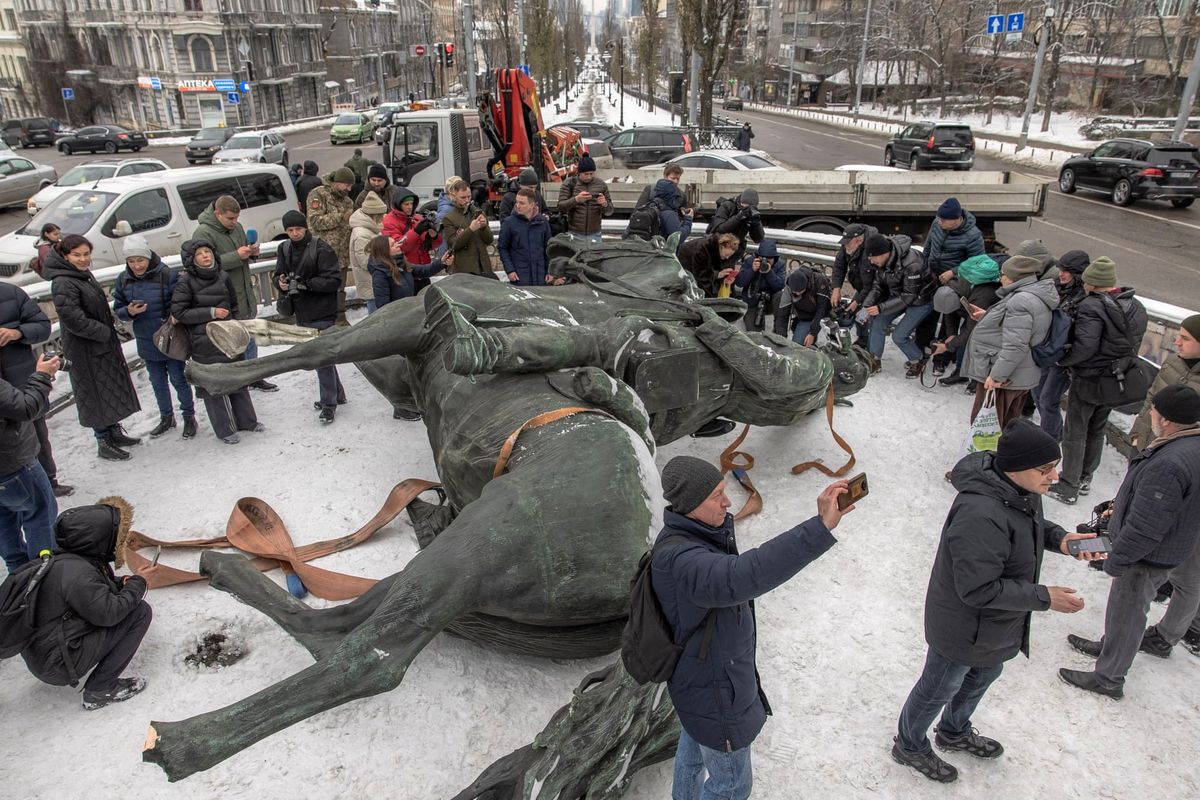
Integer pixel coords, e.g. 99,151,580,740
306,167,355,320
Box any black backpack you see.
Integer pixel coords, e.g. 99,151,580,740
625,197,665,241
1031,308,1072,367
621,535,717,685
0,554,57,659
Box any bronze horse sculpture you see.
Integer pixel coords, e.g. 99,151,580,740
142,237,869,795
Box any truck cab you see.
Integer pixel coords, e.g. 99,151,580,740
380,110,492,203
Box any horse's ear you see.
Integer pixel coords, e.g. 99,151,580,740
664,231,681,252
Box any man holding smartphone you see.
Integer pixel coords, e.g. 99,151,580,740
893,419,1100,783
1060,384,1200,696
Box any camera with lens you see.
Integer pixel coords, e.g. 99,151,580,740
44,351,71,372
283,274,304,298
415,216,440,237
831,297,856,327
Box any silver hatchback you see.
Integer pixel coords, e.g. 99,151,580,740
0,154,57,211
212,131,289,166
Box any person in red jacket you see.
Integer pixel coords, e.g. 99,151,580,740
382,189,442,293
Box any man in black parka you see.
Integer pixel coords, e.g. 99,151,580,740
20,498,152,710
892,420,1101,784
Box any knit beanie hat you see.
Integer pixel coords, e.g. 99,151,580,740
739,188,759,206
519,167,539,187
957,254,1000,286
1152,384,1200,426
994,419,1061,472
933,285,961,315
661,456,723,515
368,163,388,181
1057,250,1091,276
1010,239,1054,269
786,268,810,294
577,154,597,173
1001,255,1044,282
330,167,355,185
937,197,962,220
1082,256,1117,288
863,233,891,257
122,234,152,262
360,192,388,216
1180,314,1200,343
282,209,308,229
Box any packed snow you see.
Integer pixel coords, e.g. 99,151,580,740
2,302,1198,798
542,83,676,130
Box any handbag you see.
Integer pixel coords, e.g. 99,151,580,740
153,318,190,361
959,389,1002,459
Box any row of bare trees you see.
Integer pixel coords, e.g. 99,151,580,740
477,0,589,100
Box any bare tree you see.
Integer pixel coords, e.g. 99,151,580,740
637,0,665,103
676,0,749,126
479,0,516,71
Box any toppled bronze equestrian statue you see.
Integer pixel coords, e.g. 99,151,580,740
143,236,870,794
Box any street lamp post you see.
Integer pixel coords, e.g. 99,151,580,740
1018,6,1055,151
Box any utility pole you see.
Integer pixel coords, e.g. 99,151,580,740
464,0,476,98
1018,6,1055,151
688,53,700,126
852,0,873,120
1172,34,1200,142
518,0,526,66
373,6,386,104
786,9,798,107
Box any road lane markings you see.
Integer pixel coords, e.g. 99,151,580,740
1031,217,1198,276
1048,188,1200,232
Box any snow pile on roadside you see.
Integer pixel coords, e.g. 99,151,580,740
2,326,1197,798
863,103,1098,150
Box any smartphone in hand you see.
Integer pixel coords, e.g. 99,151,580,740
1068,536,1112,555
837,472,869,511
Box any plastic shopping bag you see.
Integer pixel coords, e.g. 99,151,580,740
959,389,1002,459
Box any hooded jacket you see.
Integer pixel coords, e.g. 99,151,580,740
442,201,495,276
709,197,765,251
963,275,1060,390
782,266,833,340
383,190,442,267
41,251,140,429
651,509,835,751
354,183,397,211
498,210,551,286
22,498,147,687
557,173,613,235
652,178,692,241
1130,355,1200,446
734,125,754,151
296,160,323,207
924,210,986,275
861,235,936,314
192,205,255,320
733,239,786,300
273,232,341,325
348,208,381,301
113,252,178,362
925,452,1067,669
1058,287,1147,380
170,240,240,364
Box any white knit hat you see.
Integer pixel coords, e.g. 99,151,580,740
122,234,152,262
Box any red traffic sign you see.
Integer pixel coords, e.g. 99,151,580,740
413,44,427,57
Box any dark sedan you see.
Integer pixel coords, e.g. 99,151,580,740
186,126,238,164
1058,138,1200,208
57,124,148,155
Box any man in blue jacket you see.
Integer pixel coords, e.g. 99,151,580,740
733,239,784,332
651,455,853,799
498,189,552,286
925,197,985,283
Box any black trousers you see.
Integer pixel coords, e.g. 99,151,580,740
33,416,57,484
200,389,258,439
85,600,152,692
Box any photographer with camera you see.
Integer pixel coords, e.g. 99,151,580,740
443,179,495,277
830,223,878,349
777,264,833,346
708,188,765,262
384,189,443,294
274,210,345,424
733,239,786,332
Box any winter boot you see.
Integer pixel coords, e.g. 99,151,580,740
904,359,927,380
934,728,1004,759
1079,480,1092,496
1140,626,1173,659
868,356,882,375
1047,482,1079,505
149,414,176,438
890,738,958,783
181,415,198,439
318,407,336,424
939,371,969,387
51,481,75,497
107,426,141,447
98,438,131,461
394,408,422,421
222,434,241,445
82,676,146,710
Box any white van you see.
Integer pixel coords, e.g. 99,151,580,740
381,109,492,202
0,164,297,280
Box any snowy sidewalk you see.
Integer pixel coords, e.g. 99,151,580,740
542,82,675,130
2,328,1197,798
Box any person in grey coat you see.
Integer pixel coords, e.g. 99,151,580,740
962,255,1059,429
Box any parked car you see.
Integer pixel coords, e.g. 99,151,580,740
1,117,57,149
549,120,619,140
330,112,377,145
0,154,57,211
211,131,288,165
374,103,403,124
580,139,614,170
1058,138,1200,208
26,158,168,215
0,164,296,279
57,124,148,155
604,126,699,169
884,122,974,171
186,126,239,164
722,97,744,111
639,149,784,172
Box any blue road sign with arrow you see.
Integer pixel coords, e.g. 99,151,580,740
1007,12,1025,32
238,81,251,93
987,14,1004,34
226,92,240,105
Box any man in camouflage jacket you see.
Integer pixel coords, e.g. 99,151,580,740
306,167,355,316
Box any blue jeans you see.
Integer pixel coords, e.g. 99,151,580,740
146,357,195,417
896,647,1004,755
1033,365,1070,441
790,318,814,345
672,727,752,800
869,303,934,362
0,462,58,573
245,339,259,360
366,299,378,314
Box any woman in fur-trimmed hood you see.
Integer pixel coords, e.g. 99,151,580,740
19,497,153,708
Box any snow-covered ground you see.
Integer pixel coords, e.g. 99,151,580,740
542,82,676,130
858,102,1099,150
2,303,1198,798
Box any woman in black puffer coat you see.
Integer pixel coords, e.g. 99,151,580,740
170,239,260,444
41,234,141,461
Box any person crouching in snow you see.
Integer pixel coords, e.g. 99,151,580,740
19,498,152,710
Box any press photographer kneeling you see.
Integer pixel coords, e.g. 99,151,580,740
274,210,345,424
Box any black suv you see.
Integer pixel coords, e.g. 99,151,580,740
2,117,56,148
1059,139,1199,208
884,122,975,171
604,126,699,169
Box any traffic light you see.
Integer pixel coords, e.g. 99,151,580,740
444,43,455,68
436,42,445,66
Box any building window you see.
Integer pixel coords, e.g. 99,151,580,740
190,36,215,72
150,37,164,71
184,0,202,11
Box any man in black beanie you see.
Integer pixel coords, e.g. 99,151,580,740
1061,384,1200,695
893,420,1100,783
1032,249,1090,441
651,455,853,798
860,231,937,377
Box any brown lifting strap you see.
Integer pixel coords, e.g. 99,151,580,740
122,479,441,600
493,406,614,478
792,385,856,478
719,424,763,521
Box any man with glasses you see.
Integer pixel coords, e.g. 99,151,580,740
891,420,1102,784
